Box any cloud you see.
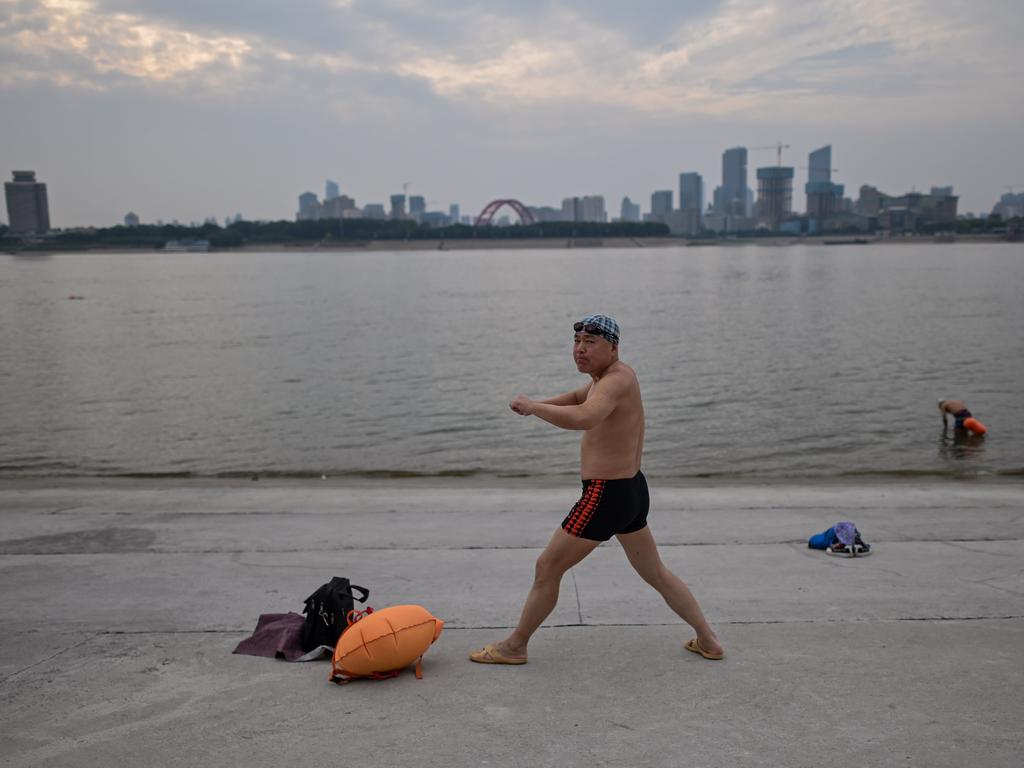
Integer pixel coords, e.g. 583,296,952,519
2,0,1021,225
2,0,1020,122
0,0,253,90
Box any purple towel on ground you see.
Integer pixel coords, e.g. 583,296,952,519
233,612,327,662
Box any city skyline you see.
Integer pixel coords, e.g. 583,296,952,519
2,1,1022,227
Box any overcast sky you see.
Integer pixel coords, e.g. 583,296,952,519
2,0,1022,226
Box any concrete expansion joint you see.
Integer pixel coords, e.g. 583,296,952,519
722,615,1024,625
0,635,95,685
5,536,1019,556
94,615,1022,637
569,567,584,625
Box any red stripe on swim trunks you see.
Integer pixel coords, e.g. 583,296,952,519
568,480,604,535
566,483,598,531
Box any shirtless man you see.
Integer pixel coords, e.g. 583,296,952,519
469,314,724,665
938,399,973,430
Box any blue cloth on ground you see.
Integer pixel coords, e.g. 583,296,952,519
808,527,836,550
808,522,871,554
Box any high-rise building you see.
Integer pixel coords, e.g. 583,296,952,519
992,191,1024,220
679,172,703,224
650,190,673,221
4,170,51,234
449,204,460,223
321,194,356,219
560,197,579,221
807,146,832,183
297,192,320,221
664,209,701,236
124,212,140,227
805,145,843,221
530,206,564,223
756,166,794,229
325,180,339,200
806,180,845,220
389,194,406,219
560,196,606,222
620,197,641,222
580,195,606,223
420,212,449,227
409,195,426,216
561,195,606,222
718,147,747,216
363,203,386,219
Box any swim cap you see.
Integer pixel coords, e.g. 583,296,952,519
574,314,620,345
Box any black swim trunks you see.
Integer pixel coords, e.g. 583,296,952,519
562,470,650,541
954,408,972,429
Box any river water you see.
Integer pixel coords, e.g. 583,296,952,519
1,242,1022,480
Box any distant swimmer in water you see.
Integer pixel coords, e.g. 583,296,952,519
938,399,988,435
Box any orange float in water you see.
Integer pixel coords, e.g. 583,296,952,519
331,604,444,683
963,417,988,435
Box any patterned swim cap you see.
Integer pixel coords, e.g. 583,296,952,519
573,314,620,345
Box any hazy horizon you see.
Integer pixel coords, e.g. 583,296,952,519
2,0,1022,227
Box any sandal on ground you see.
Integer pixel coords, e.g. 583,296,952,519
469,643,528,665
685,638,724,661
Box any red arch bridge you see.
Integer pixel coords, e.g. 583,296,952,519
474,199,536,227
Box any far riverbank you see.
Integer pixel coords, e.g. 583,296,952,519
5,232,1015,255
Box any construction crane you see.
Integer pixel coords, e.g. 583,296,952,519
752,142,791,166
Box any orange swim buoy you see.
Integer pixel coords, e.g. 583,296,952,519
963,417,988,435
331,604,444,683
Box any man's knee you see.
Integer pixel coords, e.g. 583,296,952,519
534,549,573,582
635,560,670,590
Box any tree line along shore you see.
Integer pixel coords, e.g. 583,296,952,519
2,215,1019,252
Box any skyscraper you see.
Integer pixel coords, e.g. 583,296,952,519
4,170,50,234
297,192,320,221
560,196,606,222
805,145,843,221
719,147,747,216
579,195,606,223
620,197,640,222
389,194,406,219
756,167,794,229
807,146,831,183
650,190,673,221
325,180,339,200
679,172,703,222
409,195,426,216
449,204,460,223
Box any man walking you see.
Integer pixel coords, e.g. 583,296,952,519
469,314,724,665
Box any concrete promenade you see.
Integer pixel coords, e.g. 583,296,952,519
1,477,1022,767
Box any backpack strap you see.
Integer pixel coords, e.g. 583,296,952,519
348,584,370,603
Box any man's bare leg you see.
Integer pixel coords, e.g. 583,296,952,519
616,526,724,656
482,529,599,661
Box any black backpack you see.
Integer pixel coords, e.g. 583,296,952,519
300,577,369,652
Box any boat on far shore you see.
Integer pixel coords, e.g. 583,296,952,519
162,239,211,252
823,238,870,245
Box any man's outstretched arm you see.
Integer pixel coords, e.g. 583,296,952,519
538,384,590,407
510,376,623,431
